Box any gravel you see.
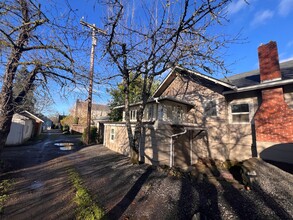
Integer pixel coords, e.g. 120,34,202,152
1,133,292,220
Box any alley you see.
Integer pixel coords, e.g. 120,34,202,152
0,131,292,220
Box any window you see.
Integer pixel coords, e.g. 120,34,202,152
231,103,250,123
110,128,115,141
173,105,183,123
204,100,217,117
130,110,137,121
147,105,153,120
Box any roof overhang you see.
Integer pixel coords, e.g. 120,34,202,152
21,111,44,123
113,96,194,110
222,78,293,95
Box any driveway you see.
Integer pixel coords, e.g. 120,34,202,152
0,131,292,219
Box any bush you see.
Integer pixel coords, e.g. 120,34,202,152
63,124,69,132
82,126,97,144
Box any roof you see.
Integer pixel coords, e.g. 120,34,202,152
21,111,44,123
92,104,110,111
222,60,293,88
76,100,110,111
153,66,236,97
154,60,293,96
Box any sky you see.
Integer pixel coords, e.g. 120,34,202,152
42,0,293,115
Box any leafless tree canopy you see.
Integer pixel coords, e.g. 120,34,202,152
0,0,84,149
101,0,240,163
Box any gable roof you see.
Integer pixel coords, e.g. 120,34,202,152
154,60,293,97
153,66,237,97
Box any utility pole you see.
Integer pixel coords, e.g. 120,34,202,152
80,19,106,145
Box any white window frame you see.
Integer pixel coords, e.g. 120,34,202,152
130,110,137,121
229,102,252,124
110,127,115,142
204,100,218,117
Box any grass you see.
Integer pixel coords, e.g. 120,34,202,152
0,179,13,214
68,168,106,220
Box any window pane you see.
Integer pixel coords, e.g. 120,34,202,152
232,114,249,122
231,104,249,113
204,100,217,117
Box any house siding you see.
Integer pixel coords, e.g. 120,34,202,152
161,73,261,161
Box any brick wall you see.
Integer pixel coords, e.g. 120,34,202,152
255,41,293,142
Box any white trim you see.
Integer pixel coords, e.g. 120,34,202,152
152,68,173,97
175,66,237,90
110,127,115,142
223,78,293,94
21,111,44,122
228,102,254,124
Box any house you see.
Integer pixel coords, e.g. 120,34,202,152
6,111,44,145
70,99,110,134
104,41,293,168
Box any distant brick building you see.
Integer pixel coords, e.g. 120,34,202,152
72,99,110,125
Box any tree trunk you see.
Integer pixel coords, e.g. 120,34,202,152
0,97,14,151
0,0,30,153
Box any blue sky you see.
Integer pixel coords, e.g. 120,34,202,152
48,0,293,115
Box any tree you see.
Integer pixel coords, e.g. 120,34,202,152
102,0,240,163
107,73,160,121
0,0,78,151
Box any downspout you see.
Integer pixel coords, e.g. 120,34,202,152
170,129,187,167
154,97,187,167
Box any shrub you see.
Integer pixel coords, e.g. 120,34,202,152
82,126,98,144
63,124,70,132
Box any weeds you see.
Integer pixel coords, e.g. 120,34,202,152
0,179,13,214
68,168,105,220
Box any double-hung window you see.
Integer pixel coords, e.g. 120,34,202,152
231,103,250,123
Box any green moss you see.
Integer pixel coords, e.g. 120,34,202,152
68,169,105,220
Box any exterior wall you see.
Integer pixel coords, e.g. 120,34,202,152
142,123,172,165
6,114,33,145
103,121,210,168
104,124,130,156
161,73,262,161
71,124,86,134
73,100,110,125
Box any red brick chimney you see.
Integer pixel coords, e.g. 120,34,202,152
254,41,293,143
258,41,282,82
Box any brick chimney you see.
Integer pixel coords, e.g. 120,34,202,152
254,41,293,143
258,41,282,83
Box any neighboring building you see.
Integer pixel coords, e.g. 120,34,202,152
70,99,110,135
72,99,110,125
6,111,44,145
104,41,293,168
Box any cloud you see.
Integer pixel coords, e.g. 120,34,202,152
250,10,274,27
278,0,293,16
226,0,247,15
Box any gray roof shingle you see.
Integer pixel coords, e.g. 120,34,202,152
222,60,293,88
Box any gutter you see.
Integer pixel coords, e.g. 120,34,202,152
223,78,293,95
170,129,187,167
